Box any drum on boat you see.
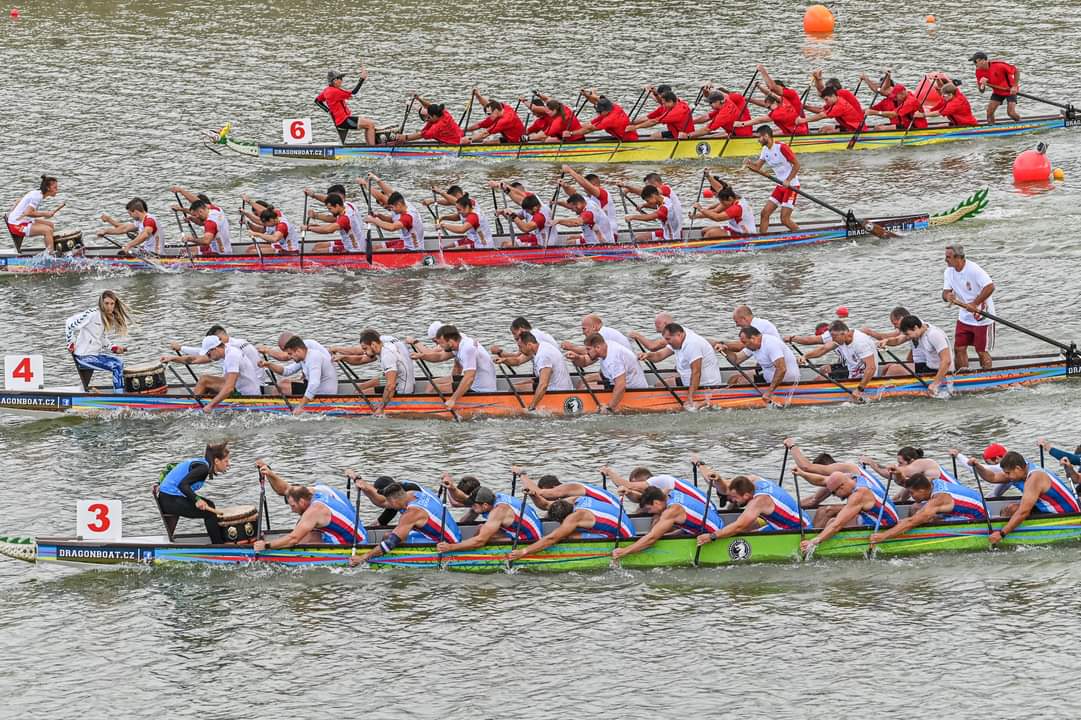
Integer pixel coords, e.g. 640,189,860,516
54,230,83,254
216,505,259,543
123,361,167,394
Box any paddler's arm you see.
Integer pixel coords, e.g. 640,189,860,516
361,506,424,562
258,506,324,551
255,460,289,496
509,513,584,560
612,506,680,559
991,476,1042,544
177,464,211,508
204,371,238,412
437,511,505,553
870,494,950,544
801,494,864,551
698,497,770,544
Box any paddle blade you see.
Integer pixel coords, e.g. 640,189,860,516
867,222,899,239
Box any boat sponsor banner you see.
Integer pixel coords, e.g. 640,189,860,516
51,544,152,562
0,393,70,411
269,146,336,160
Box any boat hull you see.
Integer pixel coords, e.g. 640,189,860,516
0,359,1072,421
6,512,1081,572
218,116,1072,164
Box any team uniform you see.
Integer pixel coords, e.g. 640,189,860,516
65,308,125,390
310,484,366,544
221,344,262,396
592,103,638,141
752,479,812,530
378,335,415,394
387,203,425,251
835,329,878,380
282,339,338,399
707,93,753,136
824,96,864,132
181,337,261,373
576,199,615,245
269,214,301,254
405,488,462,543
459,207,495,249
911,323,953,373
532,340,574,391
649,100,694,138
565,482,622,506
743,333,799,384
654,189,683,240
646,474,707,504
854,475,899,527
665,489,725,535
591,185,619,231
750,317,781,338
546,107,582,138
478,104,526,143
333,201,368,253
454,333,498,392
976,60,1019,103
720,198,757,235
6,189,42,239
480,492,544,542
1011,465,1081,515
759,142,801,209
599,326,634,351
201,205,232,255
599,342,648,389
935,91,978,126
133,214,163,254
420,113,464,145
157,458,225,543
573,496,635,540
929,479,988,523
944,259,996,352
672,329,722,387
517,205,559,247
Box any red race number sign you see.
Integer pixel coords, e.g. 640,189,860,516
77,500,122,540
4,354,44,390
282,118,312,145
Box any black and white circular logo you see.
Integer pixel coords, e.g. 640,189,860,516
422,255,435,267
696,141,711,157
563,396,584,416
728,538,751,561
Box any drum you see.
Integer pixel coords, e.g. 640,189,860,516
54,230,84,254
216,505,260,544
123,362,167,394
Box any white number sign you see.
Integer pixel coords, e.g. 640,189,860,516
282,118,312,145
77,500,122,540
4,354,44,390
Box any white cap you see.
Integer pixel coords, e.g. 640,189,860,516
427,321,444,340
200,335,223,355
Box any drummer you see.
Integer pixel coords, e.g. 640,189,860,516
6,175,63,253
64,290,130,391
161,335,263,412
252,462,367,551
157,443,232,543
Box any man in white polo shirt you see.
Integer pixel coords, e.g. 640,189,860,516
712,304,781,353
800,320,878,400
258,334,338,414
898,315,954,395
942,243,995,370
583,333,647,413
516,331,573,411
410,324,497,411
638,322,721,409
161,334,263,412
727,325,799,405
329,329,415,415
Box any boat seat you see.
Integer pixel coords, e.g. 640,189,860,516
151,483,179,541
3,213,23,253
70,353,93,391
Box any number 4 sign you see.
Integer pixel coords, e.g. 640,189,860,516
4,354,44,390
77,500,122,540
282,118,312,145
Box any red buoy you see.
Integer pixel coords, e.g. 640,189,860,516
702,188,714,199
836,306,849,318
1013,145,1051,183
9,7,19,18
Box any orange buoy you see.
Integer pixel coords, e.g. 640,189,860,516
1053,168,1065,181
926,14,936,23
803,4,835,33
702,188,714,199
1013,146,1051,183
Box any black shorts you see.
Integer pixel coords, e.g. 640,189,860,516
990,93,1017,104
660,130,676,139
827,363,848,381
336,117,359,130
752,369,767,385
914,362,932,374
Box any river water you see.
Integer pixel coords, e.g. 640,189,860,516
2,1,1081,717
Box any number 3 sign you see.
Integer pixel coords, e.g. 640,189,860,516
282,118,312,145
77,500,122,540
4,354,43,390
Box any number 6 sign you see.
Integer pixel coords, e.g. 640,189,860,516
77,500,122,540
282,118,312,145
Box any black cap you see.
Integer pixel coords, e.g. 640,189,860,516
372,476,395,492
467,487,497,506
969,52,988,63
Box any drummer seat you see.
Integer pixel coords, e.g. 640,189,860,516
69,353,94,392
3,213,23,253
151,483,179,541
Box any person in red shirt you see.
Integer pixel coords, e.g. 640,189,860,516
751,65,808,118
562,92,639,142
802,86,865,133
527,99,583,142
394,97,464,145
314,67,377,144
867,85,928,130
683,88,753,139
631,90,694,138
920,82,978,126
465,92,526,144
970,51,1021,123
522,96,553,139
736,93,809,136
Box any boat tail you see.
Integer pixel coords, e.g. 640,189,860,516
929,188,989,226
0,536,37,563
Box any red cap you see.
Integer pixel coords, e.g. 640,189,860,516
983,443,1007,462
814,322,830,336
836,306,849,318
702,188,714,198
889,84,907,99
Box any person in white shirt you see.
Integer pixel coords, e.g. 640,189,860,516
896,315,954,395
860,306,930,370
941,243,995,370
513,331,574,411
259,335,337,414
491,316,559,363
554,193,615,245
95,197,164,256
171,325,262,371
64,290,130,391
743,125,801,232
714,304,781,353
6,175,63,253
639,323,722,409
727,325,799,405
361,174,425,252
692,186,758,238
330,329,415,415
562,314,632,355
800,320,879,400
410,324,498,410
162,335,262,412
628,312,676,352
583,333,648,413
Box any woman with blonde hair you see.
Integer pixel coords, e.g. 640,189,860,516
64,290,131,390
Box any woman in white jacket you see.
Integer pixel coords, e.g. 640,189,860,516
65,290,130,390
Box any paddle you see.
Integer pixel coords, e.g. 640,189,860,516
721,355,772,407
789,343,863,403
436,485,449,568
785,85,812,146
506,488,530,570
511,469,519,497
1016,90,1076,113
543,171,566,249
572,364,603,413
692,458,700,488
259,351,294,412
457,87,478,158
718,69,759,159
171,193,198,267
408,341,461,422
358,182,380,265
848,71,890,149
337,360,375,412
398,96,417,136
788,447,807,548
258,468,271,535
612,491,628,553
617,186,637,245
945,300,1078,357
899,79,937,146
299,192,308,270
603,87,651,163
240,199,265,267
96,233,170,272
498,360,527,411
632,338,684,407
686,169,709,237
969,463,996,542
745,164,898,239
490,186,505,235
879,346,932,392
1040,443,1046,469
692,473,716,566
166,364,204,408
350,478,363,560
867,472,894,559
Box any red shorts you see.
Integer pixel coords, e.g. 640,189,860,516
769,185,798,209
517,233,539,246
199,248,221,257
955,321,994,352
384,238,405,250
6,221,29,239
654,229,664,238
